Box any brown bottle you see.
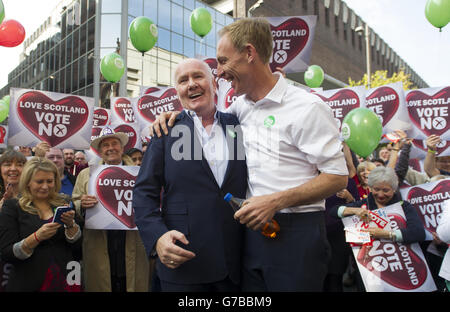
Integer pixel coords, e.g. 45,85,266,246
224,193,280,238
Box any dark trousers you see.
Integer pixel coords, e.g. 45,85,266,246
241,211,331,292
159,276,239,292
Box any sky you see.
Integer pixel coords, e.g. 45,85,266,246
0,0,450,89
342,0,450,88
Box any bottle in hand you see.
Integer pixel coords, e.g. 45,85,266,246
224,193,280,238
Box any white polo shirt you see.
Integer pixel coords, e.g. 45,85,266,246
226,73,348,213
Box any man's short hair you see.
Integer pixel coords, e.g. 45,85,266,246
218,17,273,64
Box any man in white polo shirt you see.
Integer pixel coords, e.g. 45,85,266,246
152,18,348,291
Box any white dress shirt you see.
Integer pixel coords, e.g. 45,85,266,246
226,73,348,213
186,109,229,187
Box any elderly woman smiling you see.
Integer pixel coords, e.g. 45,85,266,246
331,166,425,244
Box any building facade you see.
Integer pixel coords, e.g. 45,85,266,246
0,0,428,104
224,0,428,89
0,0,233,106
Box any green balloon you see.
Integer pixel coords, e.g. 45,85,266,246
0,0,4,24
0,100,9,123
100,52,125,83
129,16,158,53
190,8,212,38
2,95,9,108
341,108,382,158
304,65,324,88
425,0,450,29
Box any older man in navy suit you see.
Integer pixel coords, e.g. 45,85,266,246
133,58,247,292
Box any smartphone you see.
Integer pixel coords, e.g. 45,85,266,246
52,206,74,225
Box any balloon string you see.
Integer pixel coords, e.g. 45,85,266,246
198,37,205,56
141,52,144,91
436,30,441,86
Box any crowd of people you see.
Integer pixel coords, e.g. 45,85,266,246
0,17,448,292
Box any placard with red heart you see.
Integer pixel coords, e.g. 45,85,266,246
8,88,93,149
364,82,410,133
202,57,219,80
93,107,110,127
313,86,365,130
0,125,7,148
400,179,450,236
409,139,450,159
342,203,436,291
215,75,233,112
133,86,183,129
267,16,317,73
86,165,140,230
405,86,450,140
112,122,141,151
111,97,136,124
140,86,160,96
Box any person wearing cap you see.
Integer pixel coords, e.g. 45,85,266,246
72,127,150,292
132,58,247,291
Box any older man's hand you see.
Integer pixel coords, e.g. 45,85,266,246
80,195,98,209
156,230,196,269
149,111,181,137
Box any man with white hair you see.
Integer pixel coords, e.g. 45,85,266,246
133,58,247,291
72,127,150,292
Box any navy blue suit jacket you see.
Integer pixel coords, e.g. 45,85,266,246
133,110,247,285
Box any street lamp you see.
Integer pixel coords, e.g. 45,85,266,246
355,24,371,88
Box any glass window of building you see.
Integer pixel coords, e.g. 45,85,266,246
143,0,157,24
171,3,183,35
101,14,122,48
102,0,122,13
130,0,143,17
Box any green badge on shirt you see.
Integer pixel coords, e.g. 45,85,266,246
264,115,275,128
227,128,237,138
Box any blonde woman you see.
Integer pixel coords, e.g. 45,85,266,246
0,157,81,291
354,161,376,199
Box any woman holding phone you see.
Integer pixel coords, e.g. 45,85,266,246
0,157,82,291
0,149,27,209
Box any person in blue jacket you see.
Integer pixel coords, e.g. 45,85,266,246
132,58,247,292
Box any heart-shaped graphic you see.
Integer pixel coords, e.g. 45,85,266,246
356,214,428,290
93,107,109,126
406,87,450,137
17,91,88,146
137,88,182,123
204,58,220,105
90,127,103,156
204,58,218,79
114,124,137,152
113,98,135,123
412,139,450,156
143,87,160,95
0,125,6,143
225,88,236,109
366,86,399,127
315,89,360,128
269,17,309,72
96,166,136,229
408,158,422,173
406,179,450,233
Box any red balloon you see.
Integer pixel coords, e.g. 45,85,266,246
0,19,26,47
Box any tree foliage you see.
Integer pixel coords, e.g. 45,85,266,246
348,69,415,90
